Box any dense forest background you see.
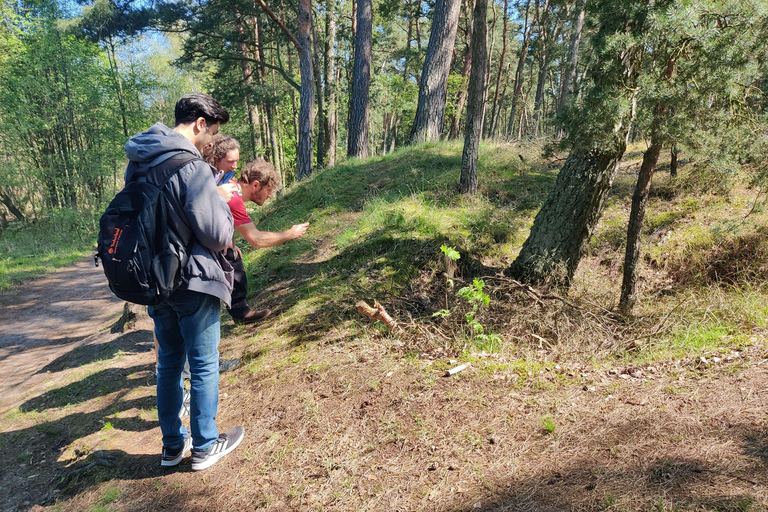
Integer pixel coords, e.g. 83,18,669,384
1,0,767,306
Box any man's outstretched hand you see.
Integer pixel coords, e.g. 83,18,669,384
288,222,310,240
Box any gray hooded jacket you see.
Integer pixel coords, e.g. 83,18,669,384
124,123,234,306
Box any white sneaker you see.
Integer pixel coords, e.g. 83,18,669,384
190,426,244,471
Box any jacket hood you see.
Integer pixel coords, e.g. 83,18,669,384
124,122,201,164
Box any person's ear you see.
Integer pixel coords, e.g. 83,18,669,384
194,117,207,134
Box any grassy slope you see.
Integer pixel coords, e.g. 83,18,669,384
5,141,768,512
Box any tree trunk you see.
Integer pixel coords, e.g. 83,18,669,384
258,15,283,178
670,145,678,177
324,0,338,166
0,189,24,221
556,0,585,119
106,36,129,138
297,0,315,180
448,2,473,141
532,0,558,138
618,138,662,315
409,0,462,144
312,20,325,168
236,16,261,157
480,0,496,135
508,142,629,286
348,0,372,158
506,0,532,138
459,0,488,195
487,0,508,138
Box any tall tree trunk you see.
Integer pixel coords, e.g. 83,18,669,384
312,19,325,168
403,0,413,80
409,0,462,144
497,61,512,136
414,0,422,83
481,0,496,135
324,0,338,166
257,15,283,177
459,0,488,195
296,0,315,180
532,0,557,138
487,0,509,138
448,0,473,141
506,0,532,138
618,138,662,315
348,0,372,158
286,45,300,153
619,58,676,313
106,36,129,138
556,0,585,121
236,16,261,157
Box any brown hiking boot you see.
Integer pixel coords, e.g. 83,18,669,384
232,308,272,325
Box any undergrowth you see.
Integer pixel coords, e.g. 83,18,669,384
0,209,98,290
239,141,768,367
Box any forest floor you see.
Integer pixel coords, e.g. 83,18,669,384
3,142,768,512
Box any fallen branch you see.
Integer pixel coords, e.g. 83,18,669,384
356,300,402,332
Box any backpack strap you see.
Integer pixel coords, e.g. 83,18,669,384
146,153,201,187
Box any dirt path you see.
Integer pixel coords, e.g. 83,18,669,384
0,258,161,512
3,258,768,512
0,258,127,414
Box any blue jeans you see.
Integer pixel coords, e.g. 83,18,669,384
149,290,221,452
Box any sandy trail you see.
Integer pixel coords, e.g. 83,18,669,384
0,258,126,413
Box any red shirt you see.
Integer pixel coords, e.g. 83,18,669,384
228,191,252,226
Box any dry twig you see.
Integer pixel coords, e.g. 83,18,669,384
356,300,402,332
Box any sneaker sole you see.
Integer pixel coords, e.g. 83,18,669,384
191,434,244,471
161,436,192,467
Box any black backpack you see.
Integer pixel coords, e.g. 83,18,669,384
96,153,200,306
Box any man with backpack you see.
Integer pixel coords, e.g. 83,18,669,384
122,93,244,471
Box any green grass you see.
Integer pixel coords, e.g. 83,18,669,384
240,142,556,344
5,140,768,375
0,211,97,290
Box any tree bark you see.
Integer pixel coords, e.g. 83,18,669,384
0,189,24,221
448,0,473,141
324,0,338,167
670,145,678,177
532,0,559,137
459,0,488,195
508,142,630,286
255,0,313,179
106,35,129,138
312,19,325,168
409,0,462,144
347,0,372,158
556,0,585,118
296,0,315,180
236,16,261,157
486,0,509,138
618,138,662,315
506,0,532,138
258,15,283,178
